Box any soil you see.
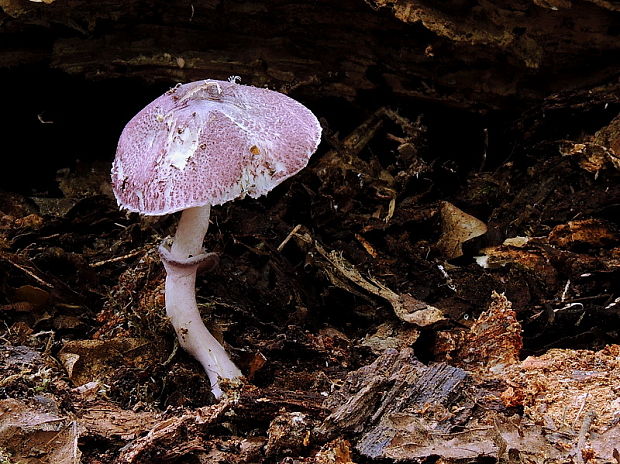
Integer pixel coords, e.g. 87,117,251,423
1,1,619,463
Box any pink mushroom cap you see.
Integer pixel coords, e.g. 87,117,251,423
111,79,322,215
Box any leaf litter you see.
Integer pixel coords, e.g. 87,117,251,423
0,103,619,463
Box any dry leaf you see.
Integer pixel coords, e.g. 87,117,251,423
0,398,80,464
436,201,487,259
559,140,620,172
58,338,155,385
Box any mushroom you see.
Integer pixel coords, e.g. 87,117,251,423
111,79,321,397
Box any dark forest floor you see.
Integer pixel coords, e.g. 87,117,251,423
1,72,619,463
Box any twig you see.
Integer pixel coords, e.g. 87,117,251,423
385,196,396,223
528,294,611,315
354,233,378,258
277,224,302,252
561,279,571,301
573,393,589,427
576,410,596,464
90,248,146,268
5,258,53,288
162,338,179,367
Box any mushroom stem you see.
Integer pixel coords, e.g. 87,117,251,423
161,204,241,398
171,205,212,259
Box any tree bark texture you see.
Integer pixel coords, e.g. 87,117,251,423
1,0,619,110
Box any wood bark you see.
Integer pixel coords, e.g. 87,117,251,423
1,0,619,110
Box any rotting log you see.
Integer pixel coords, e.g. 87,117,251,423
1,0,619,110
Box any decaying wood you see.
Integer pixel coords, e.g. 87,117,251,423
265,411,313,456
1,0,619,110
75,399,162,441
317,349,472,439
115,384,326,462
506,345,620,435
318,346,620,462
452,291,523,376
1,2,619,463
116,399,231,463
235,384,328,422
314,438,356,464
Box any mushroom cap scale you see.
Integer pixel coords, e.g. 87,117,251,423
111,80,322,216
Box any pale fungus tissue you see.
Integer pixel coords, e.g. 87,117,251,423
111,79,322,398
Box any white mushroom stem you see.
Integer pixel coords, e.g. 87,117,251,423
171,205,212,258
160,204,241,398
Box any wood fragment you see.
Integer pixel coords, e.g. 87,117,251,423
295,230,444,326
116,400,231,463
1,253,53,288
89,247,147,267
576,410,596,464
384,196,396,223
451,291,523,376
354,233,378,258
318,348,476,459
277,223,303,252
318,347,620,463
76,399,162,441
